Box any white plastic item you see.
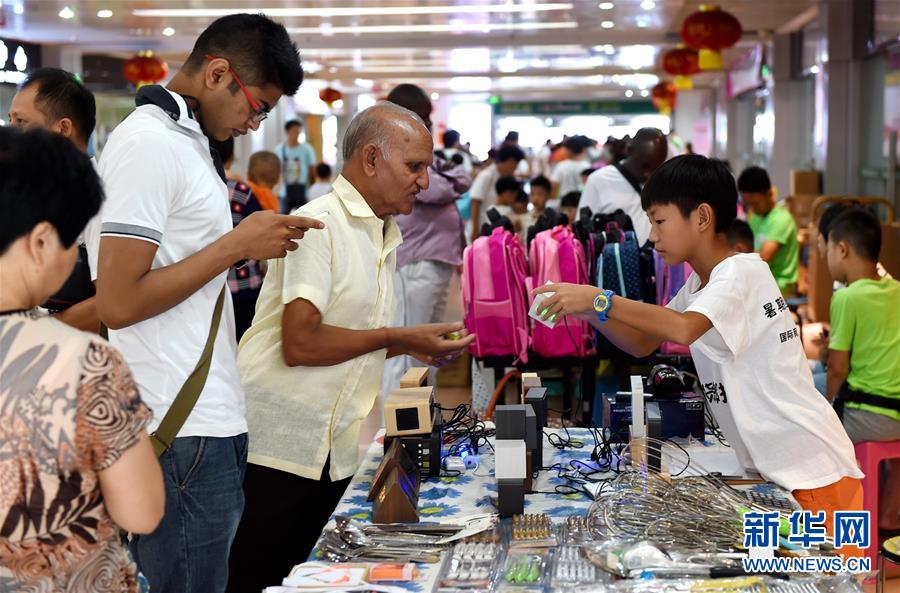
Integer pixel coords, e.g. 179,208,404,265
529,290,558,329
630,375,645,438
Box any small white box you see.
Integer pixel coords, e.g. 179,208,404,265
529,290,559,329
494,440,528,480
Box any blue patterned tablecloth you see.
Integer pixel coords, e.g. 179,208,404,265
280,429,750,592
328,428,746,525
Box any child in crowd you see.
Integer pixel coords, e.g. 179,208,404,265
533,155,864,552
726,219,754,254
824,207,900,533
306,162,333,201
529,174,552,223
738,166,799,295
511,189,531,241
247,150,281,212
512,189,530,216
494,175,521,221
817,202,892,286
560,191,581,226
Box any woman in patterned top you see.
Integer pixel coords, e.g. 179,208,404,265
0,128,165,592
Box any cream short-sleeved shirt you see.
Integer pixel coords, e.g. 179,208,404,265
237,175,402,481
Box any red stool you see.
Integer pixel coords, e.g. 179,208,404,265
854,440,900,565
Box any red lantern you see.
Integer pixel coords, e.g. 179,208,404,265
319,87,344,107
661,45,700,90
122,51,168,87
651,81,677,115
680,5,742,71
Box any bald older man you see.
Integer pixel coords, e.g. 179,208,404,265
228,102,474,593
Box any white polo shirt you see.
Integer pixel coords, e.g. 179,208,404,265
238,175,402,481
86,88,246,438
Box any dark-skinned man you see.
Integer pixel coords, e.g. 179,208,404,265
578,127,668,246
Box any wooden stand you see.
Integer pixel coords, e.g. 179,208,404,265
370,440,421,524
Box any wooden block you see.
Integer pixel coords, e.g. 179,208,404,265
385,386,434,437
498,479,525,518
400,367,430,388
495,439,527,480
520,372,541,403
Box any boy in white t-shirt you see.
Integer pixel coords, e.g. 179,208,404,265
533,155,864,550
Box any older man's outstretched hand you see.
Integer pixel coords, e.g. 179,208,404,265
392,322,474,368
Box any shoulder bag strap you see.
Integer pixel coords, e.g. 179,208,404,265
150,286,226,456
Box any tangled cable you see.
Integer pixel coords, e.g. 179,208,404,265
586,444,763,552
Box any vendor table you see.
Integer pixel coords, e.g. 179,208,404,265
269,429,799,592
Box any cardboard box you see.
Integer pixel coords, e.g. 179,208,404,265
790,170,821,196
437,352,471,388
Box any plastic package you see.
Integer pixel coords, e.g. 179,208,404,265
437,542,501,593
510,514,559,549
497,552,548,591
562,516,593,544
551,545,607,589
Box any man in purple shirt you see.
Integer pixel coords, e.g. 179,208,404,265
382,84,472,393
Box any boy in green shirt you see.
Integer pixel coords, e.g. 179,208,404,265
738,166,799,295
826,207,900,533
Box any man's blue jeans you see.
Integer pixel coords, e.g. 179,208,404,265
131,434,248,593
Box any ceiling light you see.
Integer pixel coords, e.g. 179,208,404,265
58,6,74,19
640,0,656,8
430,92,440,100
601,20,614,29
287,21,576,35
13,3,24,14
636,17,649,28
599,2,614,9
625,89,634,97
640,89,649,97
162,27,175,36
97,9,113,18
133,3,573,18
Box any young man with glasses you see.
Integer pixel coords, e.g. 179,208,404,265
86,14,323,593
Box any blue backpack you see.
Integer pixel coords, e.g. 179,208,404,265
597,224,644,301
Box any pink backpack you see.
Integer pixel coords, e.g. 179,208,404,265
528,226,592,358
654,250,693,355
462,227,530,363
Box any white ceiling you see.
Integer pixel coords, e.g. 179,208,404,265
1,0,819,98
